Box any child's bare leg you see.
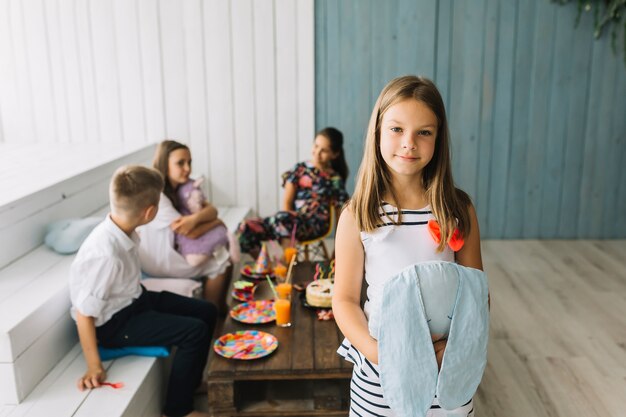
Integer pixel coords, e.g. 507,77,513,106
203,264,232,315
185,254,209,267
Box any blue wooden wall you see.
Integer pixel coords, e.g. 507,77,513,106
315,0,626,238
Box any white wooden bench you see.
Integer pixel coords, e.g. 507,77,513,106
0,144,251,416
0,205,250,417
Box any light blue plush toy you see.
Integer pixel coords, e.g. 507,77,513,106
44,217,102,254
377,261,489,417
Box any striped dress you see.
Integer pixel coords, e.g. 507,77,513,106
337,203,475,417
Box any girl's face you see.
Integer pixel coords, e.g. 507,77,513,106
379,99,437,180
167,148,192,187
311,134,338,169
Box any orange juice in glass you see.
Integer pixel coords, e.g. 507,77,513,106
284,247,298,264
274,264,287,279
274,298,291,327
276,282,292,299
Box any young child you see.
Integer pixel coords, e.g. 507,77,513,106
138,140,232,312
237,127,350,257
333,76,488,417
70,165,216,417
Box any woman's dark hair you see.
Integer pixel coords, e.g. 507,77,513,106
318,127,349,182
153,139,189,209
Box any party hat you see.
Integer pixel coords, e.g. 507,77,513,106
253,242,272,274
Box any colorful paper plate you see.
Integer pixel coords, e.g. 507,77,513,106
240,263,274,280
213,330,278,360
231,288,254,302
230,300,275,323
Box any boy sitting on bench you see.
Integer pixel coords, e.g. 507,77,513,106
70,165,216,417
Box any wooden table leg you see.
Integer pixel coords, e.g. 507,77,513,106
207,380,236,417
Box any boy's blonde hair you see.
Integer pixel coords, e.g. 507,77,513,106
109,165,164,217
350,75,471,252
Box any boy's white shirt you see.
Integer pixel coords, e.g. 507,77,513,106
69,214,142,327
136,193,230,279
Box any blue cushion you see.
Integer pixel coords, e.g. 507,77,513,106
98,346,170,361
44,217,102,254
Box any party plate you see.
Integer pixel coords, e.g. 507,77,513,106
240,263,274,280
230,300,275,323
232,289,254,302
213,330,278,360
231,280,255,302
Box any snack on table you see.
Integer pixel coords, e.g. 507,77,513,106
233,280,255,291
305,279,333,308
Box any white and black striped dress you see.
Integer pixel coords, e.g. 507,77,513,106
337,203,475,417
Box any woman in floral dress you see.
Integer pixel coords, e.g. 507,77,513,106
238,127,349,256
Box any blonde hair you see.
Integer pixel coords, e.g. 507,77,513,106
109,165,164,217
350,75,471,252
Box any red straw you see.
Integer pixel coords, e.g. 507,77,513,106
290,225,297,247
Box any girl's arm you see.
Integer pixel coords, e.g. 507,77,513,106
332,207,379,363
433,204,484,369
171,202,219,236
282,182,297,212
185,218,225,239
455,203,483,270
456,202,489,309
75,312,106,390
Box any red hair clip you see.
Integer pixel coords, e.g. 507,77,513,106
427,220,464,252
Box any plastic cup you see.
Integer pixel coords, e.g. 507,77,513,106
274,298,291,327
284,247,298,264
276,282,292,299
274,264,287,279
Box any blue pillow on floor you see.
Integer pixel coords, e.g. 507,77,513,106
98,346,170,361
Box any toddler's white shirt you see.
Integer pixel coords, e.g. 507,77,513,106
69,214,142,327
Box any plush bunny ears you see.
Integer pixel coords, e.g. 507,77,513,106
427,219,464,252
193,175,205,188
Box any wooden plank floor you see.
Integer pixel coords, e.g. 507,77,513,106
197,239,626,416
476,240,626,417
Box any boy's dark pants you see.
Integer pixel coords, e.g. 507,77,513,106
96,288,217,417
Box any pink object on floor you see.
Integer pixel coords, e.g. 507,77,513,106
102,381,124,389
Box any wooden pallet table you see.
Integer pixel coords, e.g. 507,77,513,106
206,261,352,417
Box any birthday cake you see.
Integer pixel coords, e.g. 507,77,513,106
305,279,334,308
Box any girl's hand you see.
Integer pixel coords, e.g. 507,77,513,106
365,338,379,365
77,365,106,391
171,215,198,236
433,338,447,370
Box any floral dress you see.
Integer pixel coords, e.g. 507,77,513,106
237,161,349,254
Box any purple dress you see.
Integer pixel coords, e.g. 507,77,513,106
175,179,229,256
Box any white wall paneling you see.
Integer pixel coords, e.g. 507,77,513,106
253,0,279,216
203,0,237,206
231,0,258,211
275,0,299,185
0,0,315,217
